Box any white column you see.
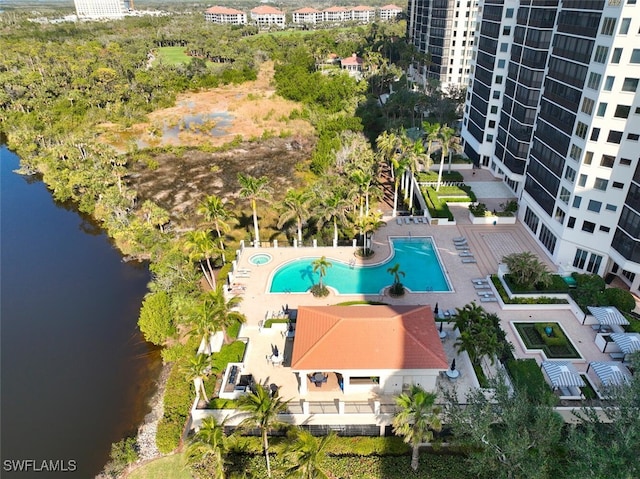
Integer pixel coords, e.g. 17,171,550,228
338,400,345,414
302,400,310,415
313,239,317,248
273,239,278,248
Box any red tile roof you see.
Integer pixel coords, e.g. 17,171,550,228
323,6,348,12
290,305,448,371
351,5,375,11
251,6,284,15
341,54,364,65
381,4,403,10
294,7,321,14
206,6,244,15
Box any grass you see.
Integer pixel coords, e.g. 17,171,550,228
155,46,191,66
580,374,598,399
505,358,555,404
127,454,192,479
513,322,580,359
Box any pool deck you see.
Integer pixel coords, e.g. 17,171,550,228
213,215,621,417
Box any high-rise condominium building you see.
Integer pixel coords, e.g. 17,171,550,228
406,0,479,90
74,0,131,19
461,0,640,293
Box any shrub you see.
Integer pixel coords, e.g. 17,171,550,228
604,288,636,313
156,360,192,453
468,203,488,217
310,284,330,297
101,437,139,478
138,291,176,345
534,323,567,348
502,251,551,289
389,282,405,297
506,359,556,404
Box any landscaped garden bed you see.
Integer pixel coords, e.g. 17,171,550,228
505,358,555,403
513,322,580,359
491,275,568,305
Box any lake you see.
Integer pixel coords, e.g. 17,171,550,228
0,144,161,477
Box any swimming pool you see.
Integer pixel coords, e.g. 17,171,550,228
269,237,451,294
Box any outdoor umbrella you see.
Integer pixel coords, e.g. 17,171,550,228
434,303,439,314
439,321,443,333
450,359,456,371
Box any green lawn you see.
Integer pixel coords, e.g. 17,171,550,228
127,455,192,479
155,47,191,66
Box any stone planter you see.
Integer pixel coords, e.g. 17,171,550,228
469,213,516,225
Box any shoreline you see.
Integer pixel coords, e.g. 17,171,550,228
135,362,172,462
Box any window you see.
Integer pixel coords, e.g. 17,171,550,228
568,216,576,228
559,186,571,204
612,48,623,63
590,128,601,141
503,26,511,35
588,200,602,212
578,174,588,187
612,181,624,189
628,133,640,141
524,206,539,233
500,43,508,52
554,207,566,224
606,203,617,211
615,105,631,118
601,17,616,35
631,49,640,63
620,18,631,34
587,72,602,90
496,75,503,84
497,59,506,68
492,91,500,99
594,177,608,190
587,253,603,274
594,46,608,63
604,76,615,91
573,195,582,208
584,152,593,165
601,155,615,168
538,224,557,254
582,221,596,233
581,98,595,115
486,134,494,142
488,120,496,128
607,130,623,143
490,105,498,114
574,249,588,268
569,144,583,161
620,158,632,166
600,225,611,233
565,166,576,183
622,78,639,92
506,8,514,18
575,122,588,139
596,103,608,117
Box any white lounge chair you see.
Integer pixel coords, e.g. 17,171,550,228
480,297,498,302
462,258,477,263
477,291,494,297
459,252,474,257
474,284,491,289
404,217,410,224
456,245,471,250
453,236,466,242
471,278,488,284
396,218,403,225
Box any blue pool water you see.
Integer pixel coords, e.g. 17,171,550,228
269,237,451,294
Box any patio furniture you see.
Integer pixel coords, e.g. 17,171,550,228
462,258,477,263
474,284,490,289
456,245,470,250
471,278,488,284
477,291,493,297
541,361,585,392
459,252,474,257
447,309,457,317
480,297,498,302
453,237,466,242
270,354,283,366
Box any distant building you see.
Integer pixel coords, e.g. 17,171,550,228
350,5,376,23
204,6,247,25
292,7,323,24
379,4,403,21
250,5,285,28
74,0,131,19
341,53,365,79
323,6,350,22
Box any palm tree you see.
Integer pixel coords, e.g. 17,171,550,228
281,428,335,479
406,138,429,210
436,125,456,192
312,256,332,290
349,168,374,218
422,121,441,157
202,283,246,344
184,353,213,403
356,210,385,256
188,297,219,354
453,302,501,364
236,383,289,478
387,262,405,295
185,417,227,479
183,230,221,289
278,189,311,245
375,130,400,165
316,191,350,247
502,251,552,289
393,385,442,471
197,195,234,260
390,154,411,217
238,173,272,246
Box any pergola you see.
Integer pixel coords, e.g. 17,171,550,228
585,306,630,330
541,361,585,393
587,361,632,387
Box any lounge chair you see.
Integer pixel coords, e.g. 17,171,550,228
462,258,477,263
453,236,466,242
474,284,491,289
404,217,410,224
447,309,457,317
480,297,498,302
456,245,471,250
471,278,488,284
459,252,474,257
396,217,403,225
477,291,494,297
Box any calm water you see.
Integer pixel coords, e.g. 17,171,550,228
269,237,452,294
1,144,162,478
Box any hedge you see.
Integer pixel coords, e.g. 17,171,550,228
156,360,193,453
534,323,568,348
490,275,568,304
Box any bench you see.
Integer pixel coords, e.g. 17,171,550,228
610,352,625,361
227,365,238,384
